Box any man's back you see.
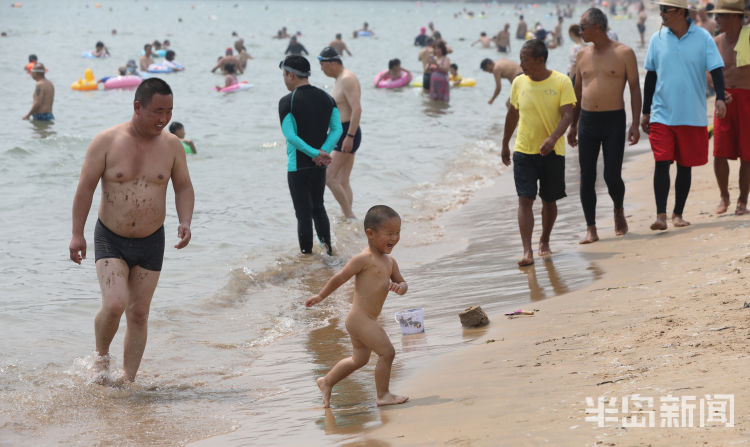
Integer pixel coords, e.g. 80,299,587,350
278,85,335,170
35,78,54,113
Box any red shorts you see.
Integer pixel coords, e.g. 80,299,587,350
713,88,750,161
648,123,708,167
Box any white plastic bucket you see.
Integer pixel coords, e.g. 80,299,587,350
395,308,425,335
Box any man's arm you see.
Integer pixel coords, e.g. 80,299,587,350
641,70,656,134
567,55,583,146
69,134,107,263
623,47,642,145
344,44,352,56
340,76,362,153
320,108,343,154
489,71,502,104
170,139,194,249
280,113,323,158
501,104,519,166
540,104,574,156
22,85,43,120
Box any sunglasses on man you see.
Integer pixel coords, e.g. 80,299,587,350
659,5,679,13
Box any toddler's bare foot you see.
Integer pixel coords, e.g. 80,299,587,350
671,214,690,227
735,202,749,216
579,226,599,244
317,377,332,408
376,392,409,406
614,208,628,236
716,196,730,214
650,213,667,231
538,241,552,257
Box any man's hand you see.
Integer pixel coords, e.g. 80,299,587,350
539,136,556,156
715,99,727,120
312,151,332,166
627,123,640,146
175,224,191,249
501,145,511,166
641,114,650,134
567,125,578,147
341,137,354,153
69,235,87,264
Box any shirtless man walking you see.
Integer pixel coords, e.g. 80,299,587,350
329,33,352,57
69,78,195,383
711,0,750,215
568,8,641,243
480,57,523,105
319,46,362,219
22,63,54,121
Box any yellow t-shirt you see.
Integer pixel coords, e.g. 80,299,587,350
735,26,750,68
509,70,576,156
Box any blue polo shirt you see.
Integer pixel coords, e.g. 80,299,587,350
644,20,724,126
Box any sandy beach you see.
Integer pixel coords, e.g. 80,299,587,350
360,123,750,445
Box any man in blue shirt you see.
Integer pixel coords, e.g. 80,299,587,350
641,0,727,231
278,56,342,255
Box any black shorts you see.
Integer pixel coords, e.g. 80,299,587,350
334,121,362,153
498,46,508,53
637,23,646,33
513,151,566,202
94,219,165,271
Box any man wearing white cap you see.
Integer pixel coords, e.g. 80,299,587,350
641,0,727,231
711,0,750,215
22,62,54,121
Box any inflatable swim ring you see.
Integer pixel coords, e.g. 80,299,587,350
449,76,477,87
411,77,476,88
71,68,98,91
104,75,142,90
142,49,166,58
212,81,252,93
82,51,109,58
147,63,173,73
373,70,412,89
357,30,373,37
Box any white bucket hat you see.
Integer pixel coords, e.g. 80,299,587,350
652,0,689,9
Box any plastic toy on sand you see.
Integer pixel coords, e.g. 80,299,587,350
395,308,424,335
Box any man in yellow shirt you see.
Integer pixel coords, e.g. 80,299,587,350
502,39,576,266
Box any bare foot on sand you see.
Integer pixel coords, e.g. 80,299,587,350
538,241,552,258
579,226,599,244
672,214,691,227
614,208,628,236
716,196,730,214
377,392,409,406
317,377,332,408
650,213,667,231
517,250,534,266
735,202,749,216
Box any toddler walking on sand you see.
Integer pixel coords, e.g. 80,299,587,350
306,205,409,408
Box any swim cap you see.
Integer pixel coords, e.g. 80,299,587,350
279,55,311,77
317,46,341,62
225,47,233,55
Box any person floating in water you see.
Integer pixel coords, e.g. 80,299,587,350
169,121,197,154
307,205,409,408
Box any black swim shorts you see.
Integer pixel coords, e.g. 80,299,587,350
422,72,431,91
94,219,165,271
513,151,566,202
334,121,362,153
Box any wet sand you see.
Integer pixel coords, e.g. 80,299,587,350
360,125,750,445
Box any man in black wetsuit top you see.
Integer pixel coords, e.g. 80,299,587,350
278,55,343,255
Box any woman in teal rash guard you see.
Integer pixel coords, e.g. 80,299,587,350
278,55,343,255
